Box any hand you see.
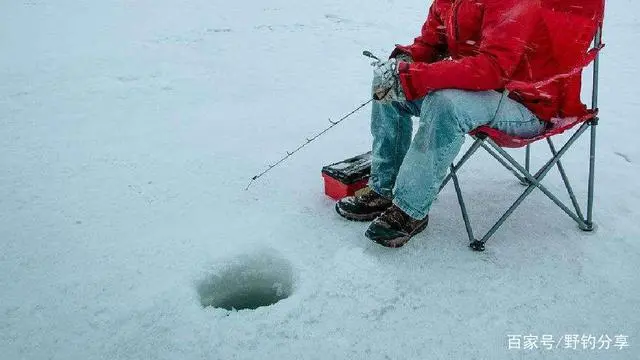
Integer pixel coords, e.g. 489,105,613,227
389,46,413,63
394,52,413,64
372,58,406,103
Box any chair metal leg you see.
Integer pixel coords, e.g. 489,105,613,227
479,176,540,243
476,123,590,244
525,144,531,172
486,133,589,227
521,144,532,186
450,165,477,247
585,119,598,231
584,24,601,231
547,138,585,221
592,27,601,110
439,138,484,192
479,142,528,185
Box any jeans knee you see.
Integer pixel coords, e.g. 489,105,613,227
421,89,462,112
419,89,468,132
420,90,455,121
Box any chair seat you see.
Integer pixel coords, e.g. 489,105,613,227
469,110,597,148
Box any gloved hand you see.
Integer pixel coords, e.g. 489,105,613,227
372,58,406,103
394,52,413,64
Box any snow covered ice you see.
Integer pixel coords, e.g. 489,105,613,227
1,0,639,359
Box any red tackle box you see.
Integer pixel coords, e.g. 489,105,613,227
321,152,372,200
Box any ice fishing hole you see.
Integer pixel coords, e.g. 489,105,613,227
197,250,294,311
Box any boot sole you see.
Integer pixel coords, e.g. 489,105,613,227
367,217,430,248
335,203,383,222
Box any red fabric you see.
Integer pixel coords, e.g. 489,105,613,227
395,0,604,121
469,110,597,148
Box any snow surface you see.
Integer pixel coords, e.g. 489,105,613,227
1,0,639,359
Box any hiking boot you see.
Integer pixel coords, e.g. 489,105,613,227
365,205,429,248
335,187,393,221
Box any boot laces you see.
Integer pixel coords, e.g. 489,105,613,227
380,205,410,230
357,187,385,205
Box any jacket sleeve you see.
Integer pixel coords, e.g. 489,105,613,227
398,1,539,100
390,3,447,63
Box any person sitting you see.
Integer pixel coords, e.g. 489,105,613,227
335,0,591,248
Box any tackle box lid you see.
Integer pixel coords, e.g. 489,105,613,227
321,151,372,185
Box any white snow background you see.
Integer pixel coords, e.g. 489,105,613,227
1,0,639,359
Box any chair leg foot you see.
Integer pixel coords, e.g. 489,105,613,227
470,240,485,252
579,221,597,232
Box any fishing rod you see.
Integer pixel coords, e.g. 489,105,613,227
245,97,373,190
245,51,383,190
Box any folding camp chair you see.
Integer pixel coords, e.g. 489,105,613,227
443,3,605,252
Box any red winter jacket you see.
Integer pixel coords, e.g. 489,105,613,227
393,0,603,121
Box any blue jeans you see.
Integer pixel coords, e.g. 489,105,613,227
369,89,546,220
